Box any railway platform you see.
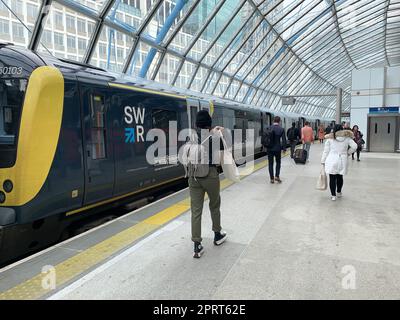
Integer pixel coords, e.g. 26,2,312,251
1,144,400,300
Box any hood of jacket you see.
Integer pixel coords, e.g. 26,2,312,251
324,129,354,141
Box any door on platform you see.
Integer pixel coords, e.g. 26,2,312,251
369,116,397,152
186,98,200,131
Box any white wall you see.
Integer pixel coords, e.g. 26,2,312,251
350,66,400,150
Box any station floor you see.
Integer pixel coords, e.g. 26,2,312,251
1,144,399,300
43,144,400,300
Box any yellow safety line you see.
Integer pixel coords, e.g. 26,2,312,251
0,151,291,300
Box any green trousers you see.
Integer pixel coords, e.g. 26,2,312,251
189,166,222,243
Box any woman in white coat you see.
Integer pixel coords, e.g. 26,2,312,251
321,125,358,201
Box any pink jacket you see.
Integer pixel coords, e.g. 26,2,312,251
301,126,314,143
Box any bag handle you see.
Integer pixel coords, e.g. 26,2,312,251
217,130,229,150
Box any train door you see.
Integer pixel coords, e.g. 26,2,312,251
265,112,272,126
186,98,200,130
80,84,115,205
368,115,398,152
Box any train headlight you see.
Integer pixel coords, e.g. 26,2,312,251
0,191,5,203
3,180,13,193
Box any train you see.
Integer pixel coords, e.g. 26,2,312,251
0,44,333,264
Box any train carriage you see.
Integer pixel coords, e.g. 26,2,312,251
0,45,333,264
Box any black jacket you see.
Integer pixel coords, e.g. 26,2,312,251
266,124,286,152
287,127,300,142
325,126,333,134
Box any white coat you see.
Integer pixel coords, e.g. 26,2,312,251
321,130,358,175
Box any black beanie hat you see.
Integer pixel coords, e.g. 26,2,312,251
195,110,212,128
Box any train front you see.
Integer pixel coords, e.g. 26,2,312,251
0,45,64,263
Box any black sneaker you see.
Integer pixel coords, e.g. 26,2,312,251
193,242,204,258
214,231,227,246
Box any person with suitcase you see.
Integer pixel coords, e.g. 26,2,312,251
287,122,300,158
262,116,286,184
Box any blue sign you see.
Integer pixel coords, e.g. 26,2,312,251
369,107,399,113
125,128,135,143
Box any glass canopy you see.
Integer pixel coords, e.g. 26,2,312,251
1,0,399,118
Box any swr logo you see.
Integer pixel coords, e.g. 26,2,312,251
124,106,145,143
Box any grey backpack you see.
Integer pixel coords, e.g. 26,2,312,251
182,135,211,179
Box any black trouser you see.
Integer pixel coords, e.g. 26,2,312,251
289,140,297,158
267,151,281,180
352,147,361,160
329,174,343,196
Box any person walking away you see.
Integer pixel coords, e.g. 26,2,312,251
325,122,333,134
318,125,325,143
263,116,286,184
321,125,357,201
351,125,363,161
301,121,314,161
188,110,227,258
287,122,300,158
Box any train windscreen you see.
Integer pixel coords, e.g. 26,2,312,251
0,78,27,167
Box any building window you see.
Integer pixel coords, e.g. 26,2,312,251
54,12,64,30
99,43,107,58
0,0,9,16
67,35,76,52
77,18,86,34
66,15,76,32
88,22,95,35
78,38,87,53
54,32,64,50
12,22,24,42
11,0,23,16
0,19,9,36
117,48,123,59
90,94,107,160
42,30,52,46
26,3,38,22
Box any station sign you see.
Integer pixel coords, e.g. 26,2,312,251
369,107,399,113
282,97,296,105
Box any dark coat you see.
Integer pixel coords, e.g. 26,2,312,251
266,124,286,153
287,127,300,142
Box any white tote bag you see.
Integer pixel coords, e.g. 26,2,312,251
219,131,240,182
316,165,327,190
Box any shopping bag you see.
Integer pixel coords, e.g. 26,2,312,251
316,166,327,190
218,131,240,182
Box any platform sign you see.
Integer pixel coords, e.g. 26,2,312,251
282,97,296,105
369,107,399,113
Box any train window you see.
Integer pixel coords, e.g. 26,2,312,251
375,123,377,134
190,106,198,129
152,109,177,131
0,79,27,146
152,109,177,157
388,123,390,134
0,78,27,168
90,94,107,160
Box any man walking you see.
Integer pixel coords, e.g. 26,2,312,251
263,116,286,184
188,110,227,259
325,122,334,134
287,122,300,158
301,121,314,161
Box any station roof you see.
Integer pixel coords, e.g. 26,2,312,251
4,0,400,118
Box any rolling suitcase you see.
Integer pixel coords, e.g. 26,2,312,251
294,148,307,164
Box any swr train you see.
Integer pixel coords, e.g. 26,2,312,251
0,45,333,264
